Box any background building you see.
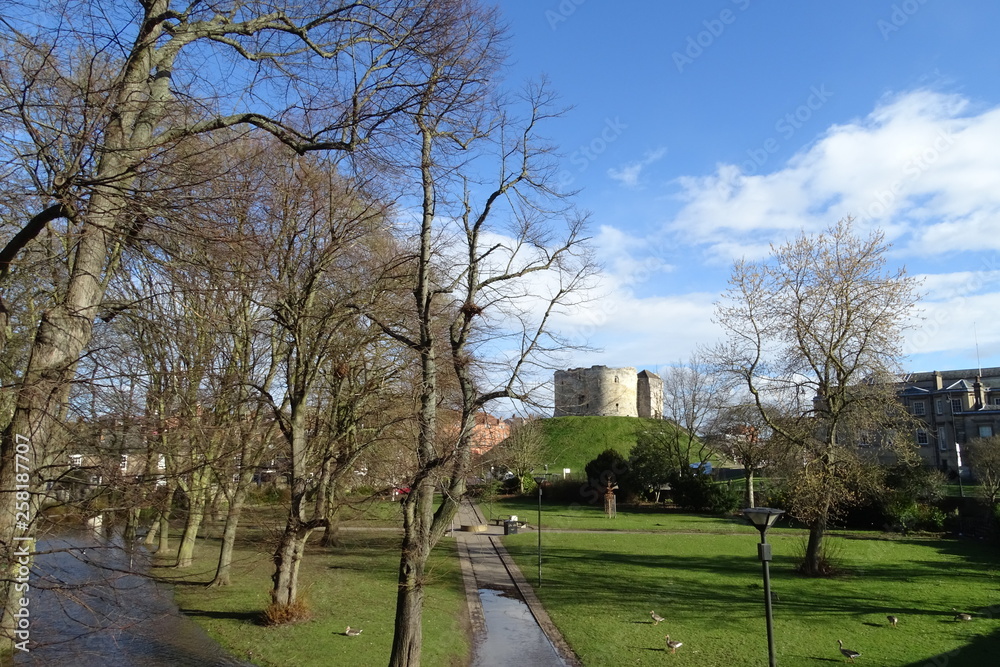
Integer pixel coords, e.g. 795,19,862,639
897,368,1000,472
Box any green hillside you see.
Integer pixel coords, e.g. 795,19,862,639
539,416,682,479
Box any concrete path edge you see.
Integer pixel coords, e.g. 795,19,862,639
458,500,582,667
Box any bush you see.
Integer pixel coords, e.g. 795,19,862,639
668,475,740,514
262,597,311,625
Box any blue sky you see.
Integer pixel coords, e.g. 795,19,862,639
496,0,1000,377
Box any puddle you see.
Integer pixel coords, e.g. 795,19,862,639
472,588,565,667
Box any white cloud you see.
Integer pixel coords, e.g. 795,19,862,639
607,147,667,188
669,90,1000,259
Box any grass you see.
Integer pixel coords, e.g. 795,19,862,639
499,513,1000,666
487,496,762,533
541,416,659,476
164,507,469,667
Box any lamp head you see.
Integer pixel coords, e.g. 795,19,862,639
741,507,784,536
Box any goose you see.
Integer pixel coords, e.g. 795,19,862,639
650,610,665,625
838,639,860,663
345,626,363,637
665,635,683,654
886,615,898,628
952,607,972,621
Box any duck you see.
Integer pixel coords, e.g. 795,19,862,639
345,626,363,636
650,610,665,625
838,639,860,663
665,635,683,654
886,614,898,628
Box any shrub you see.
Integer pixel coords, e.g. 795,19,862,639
262,597,311,625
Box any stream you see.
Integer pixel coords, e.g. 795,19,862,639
14,529,249,667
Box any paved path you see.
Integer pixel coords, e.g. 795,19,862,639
453,499,580,667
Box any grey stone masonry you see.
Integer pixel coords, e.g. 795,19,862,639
553,365,663,419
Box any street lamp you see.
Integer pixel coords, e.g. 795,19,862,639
742,507,784,667
533,466,550,587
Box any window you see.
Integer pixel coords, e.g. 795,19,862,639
911,401,926,416
938,425,949,451
936,399,944,415
69,454,82,467
951,398,963,413
916,430,929,446
993,396,1000,406
119,454,129,471
979,425,994,439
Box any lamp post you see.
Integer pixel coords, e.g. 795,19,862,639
742,507,784,667
533,467,549,587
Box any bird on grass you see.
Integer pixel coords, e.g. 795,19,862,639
838,639,860,663
953,609,973,622
345,626,363,637
664,635,683,654
886,615,898,628
650,610,665,625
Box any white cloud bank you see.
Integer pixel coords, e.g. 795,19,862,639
558,89,1000,373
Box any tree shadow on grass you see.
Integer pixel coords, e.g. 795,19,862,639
179,607,264,625
900,627,1000,667
505,541,995,626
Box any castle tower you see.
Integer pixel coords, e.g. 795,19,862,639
555,365,660,418
637,370,663,419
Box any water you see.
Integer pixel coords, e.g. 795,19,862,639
14,530,249,667
472,587,565,667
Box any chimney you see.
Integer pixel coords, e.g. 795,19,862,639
934,371,943,391
974,376,986,410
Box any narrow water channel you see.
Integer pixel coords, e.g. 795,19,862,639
471,587,565,667
15,530,249,667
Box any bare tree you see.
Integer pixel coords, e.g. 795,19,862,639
713,218,919,575
486,418,545,494
654,357,731,475
966,436,1000,505
357,17,597,661
706,402,789,508
0,0,475,646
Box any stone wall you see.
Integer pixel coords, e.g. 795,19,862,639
554,365,662,418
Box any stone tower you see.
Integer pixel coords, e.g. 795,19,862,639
554,366,663,418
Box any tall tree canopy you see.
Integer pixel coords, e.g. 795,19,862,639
713,218,920,575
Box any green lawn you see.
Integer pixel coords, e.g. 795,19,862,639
541,416,659,477
486,497,762,533
166,520,469,667
501,522,1000,666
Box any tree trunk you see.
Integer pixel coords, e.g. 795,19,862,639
319,502,343,548
175,484,207,568
124,507,141,544
143,515,160,548
270,520,314,608
388,492,430,667
157,486,176,557
802,515,828,576
744,470,755,508
209,487,246,587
